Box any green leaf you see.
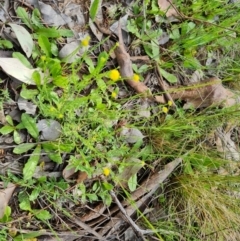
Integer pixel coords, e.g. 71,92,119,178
23,145,41,180
87,193,98,202
57,29,74,37
36,27,60,38
96,78,107,92
90,0,101,21
16,7,32,29
159,67,177,83
42,142,75,153
18,191,32,211
95,51,108,74
12,52,33,68
9,23,33,57
128,174,138,192
13,143,36,154
31,9,42,28
29,188,41,201
48,152,62,164
0,125,14,135
21,113,39,139
38,35,51,57
32,70,41,86
5,115,13,126
13,130,22,144
46,59,61,77
0,206,11,222
53,76,68,88
13,232,42,241
102,182,113,191
0,39,13,49
20,84,39,100
51,42,58,56
33,209,52,221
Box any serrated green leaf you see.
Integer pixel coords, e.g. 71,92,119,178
159,67,177,83
23,145,41,180
53,76,68,88
38,35,51,57
95,51,108,74
32,70,41,86
48,152,62,164
5,115,13,126
128,174,137,192
29,188,41,201
21,113,39,139
16,7,32,29
0,125,14,135
13,130,22,144
90,0,101,21
33,209,52,221
13,143,36,154
31,9,42,28
12,52,33,68
19,197,32,211
20,84,39,100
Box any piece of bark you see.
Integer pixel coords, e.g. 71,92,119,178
114,24,151,96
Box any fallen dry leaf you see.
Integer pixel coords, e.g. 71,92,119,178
158,0,178,17
0,182,16,218
62,164,77,181
169,77,240,109
81,203,106,222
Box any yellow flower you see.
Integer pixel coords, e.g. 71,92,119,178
103,167,111,177
58,113,64,119
111,91,117,99
162,106,168,114
50,106,56,112
168,100,173,106
81,36,90,47
132,73,140,82
109,69,120,81
41,55,46,61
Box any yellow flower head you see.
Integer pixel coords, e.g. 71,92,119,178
133,73,140,82
103,167,111,177
41,55,46,61
58,113,64,119
109,69,120,81
81,36,90,47
50,106,56,112
111,91,117,99
162,106,168,114
168,100,173,107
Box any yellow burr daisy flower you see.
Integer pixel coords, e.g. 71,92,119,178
162,106,168,114
81,36,90,47
103,167,111,177
109,69,120,81
133,73,140,82
111,91,117,99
